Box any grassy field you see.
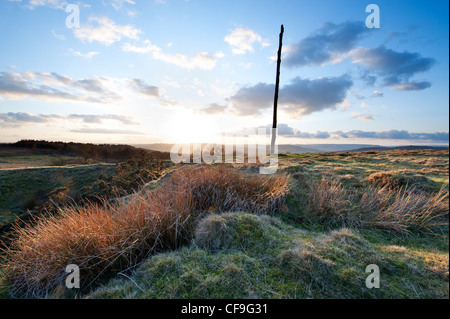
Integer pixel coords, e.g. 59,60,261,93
0,163,115,225
0,149,448,299
0,154,87,170
89,214,448,299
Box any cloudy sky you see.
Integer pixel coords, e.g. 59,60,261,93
0,0,448,146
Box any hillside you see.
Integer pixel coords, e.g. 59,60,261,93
88,148,449,299
0,148,448,299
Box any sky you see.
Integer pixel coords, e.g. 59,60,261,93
0,0,448,146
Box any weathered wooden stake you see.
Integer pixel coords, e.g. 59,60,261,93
271,24,284,155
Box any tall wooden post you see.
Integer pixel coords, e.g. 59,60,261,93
271,24,284,155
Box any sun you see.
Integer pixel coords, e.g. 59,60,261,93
165,111,219,144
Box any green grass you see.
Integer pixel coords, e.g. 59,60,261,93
0,164,115,224
0,154,88,169
89,212,448,299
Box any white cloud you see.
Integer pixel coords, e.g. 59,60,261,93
0,71,166,104
0,112,139,126
127,10,139,17
239,62,253,69
200,103,227,115
14,0,68,10
122,40,158,53
130,79,162,97
224,27,269,54
214,51,225,58
0,71,115,103
110,0,135,10
372,90,383,97
337,99,351,111
68,48,100,59
51,29,66,40
123,40,222,70
74,16,141,45
70,127,144,135
352,111,374,122
161,76,181,88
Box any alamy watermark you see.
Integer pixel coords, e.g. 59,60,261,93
65,264,80,289
365,264,380,289
65,4,80,29
170,128,279,174
365,4,380,29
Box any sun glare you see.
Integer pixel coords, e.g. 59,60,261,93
165,111,219,144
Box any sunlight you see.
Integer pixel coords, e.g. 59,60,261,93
165,111,219,144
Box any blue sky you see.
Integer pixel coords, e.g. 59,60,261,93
0,0,448,145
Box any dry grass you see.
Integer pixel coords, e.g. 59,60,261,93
1,165,289,298
303,177,448,235
166,164,290,215
305,178,355,227
367,170,437,191
357,185,449,235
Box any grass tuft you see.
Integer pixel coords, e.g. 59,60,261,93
300,177,448,235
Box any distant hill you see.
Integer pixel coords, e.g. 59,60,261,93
137,143,175,153
351,145,449,152
137,143,321,154
1,140,170,162
135,143,393,154
124,143,450,156
300,144,379,152
277,145,321,153
279,144,380,153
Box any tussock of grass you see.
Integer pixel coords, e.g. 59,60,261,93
367,170,439,192
357,185,449,235
1,165,289,298
194,212,283,251
277,245,333,292
301,177,448,235
306,178,355,226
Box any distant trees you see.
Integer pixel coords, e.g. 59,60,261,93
11,140,170,162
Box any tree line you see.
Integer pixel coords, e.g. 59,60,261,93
9,140,170,162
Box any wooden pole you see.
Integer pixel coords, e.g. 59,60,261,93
271,24,284,154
